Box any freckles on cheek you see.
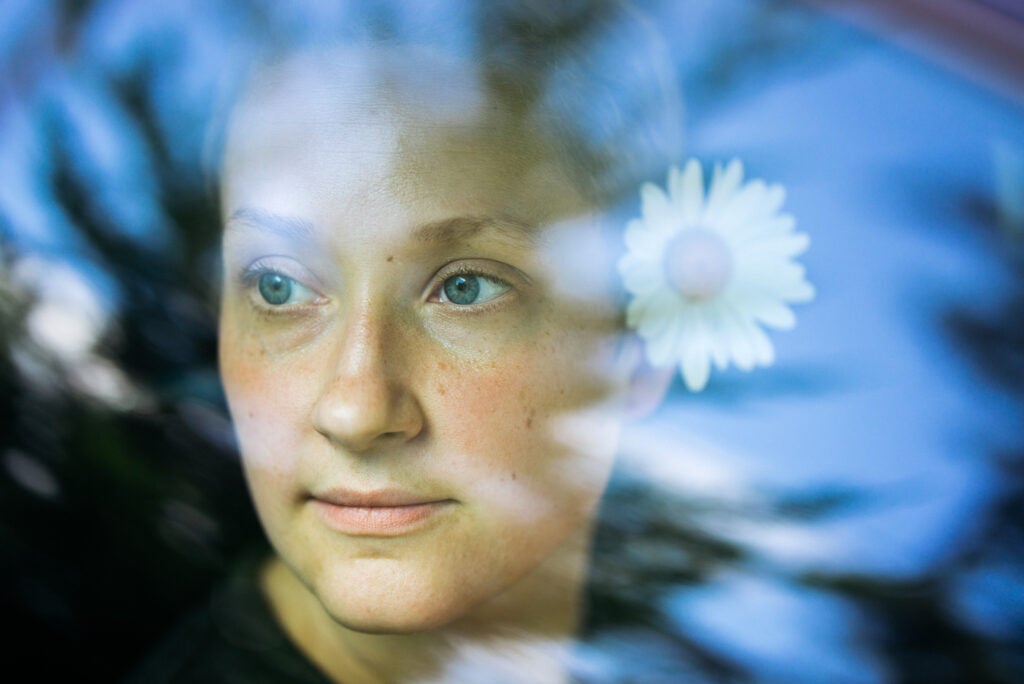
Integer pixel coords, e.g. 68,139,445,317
441,374,511,446
438,359,588,502
222,343,304,474
439,355,538,432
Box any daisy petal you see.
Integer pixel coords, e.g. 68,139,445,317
681,339,711,392
645,315,682,367
745,319,776,366
705,159,744,220
675,159,705,224
623,219,660,254
704,306,732,370
641,183,672,227
631,289,680,341
621,263,663,296
619,158,813,392
751,299,797,330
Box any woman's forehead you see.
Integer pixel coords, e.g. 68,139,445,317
225,46,499,166
222,48,591,234
240,46,488,122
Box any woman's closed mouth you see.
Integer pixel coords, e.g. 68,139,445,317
308,488,456,536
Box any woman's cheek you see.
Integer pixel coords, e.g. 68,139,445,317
432,341,612,507
220,318,310,475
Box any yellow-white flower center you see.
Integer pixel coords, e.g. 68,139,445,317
664,229,734,300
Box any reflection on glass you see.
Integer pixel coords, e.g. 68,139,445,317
0,1,1022,682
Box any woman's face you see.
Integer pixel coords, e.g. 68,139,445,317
218,62,634,633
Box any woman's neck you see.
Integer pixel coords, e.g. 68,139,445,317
260,529,592,684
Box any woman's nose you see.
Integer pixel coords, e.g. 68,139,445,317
311,312,424,453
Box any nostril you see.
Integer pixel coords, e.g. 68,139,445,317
381,429,418,441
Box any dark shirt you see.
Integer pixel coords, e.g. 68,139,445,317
124,555,330,684
125,518,699,683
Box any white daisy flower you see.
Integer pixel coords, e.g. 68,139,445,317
618,158,815,392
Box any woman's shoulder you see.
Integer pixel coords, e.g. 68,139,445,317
123,552,331,684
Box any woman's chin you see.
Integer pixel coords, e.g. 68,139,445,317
310,569,481,636
319,596,473,636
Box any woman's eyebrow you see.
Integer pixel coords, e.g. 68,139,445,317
224,208,317,244
414,215,537,247
225,209,537,249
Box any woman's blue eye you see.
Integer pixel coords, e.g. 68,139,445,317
256,271,316,306
441,273,509,306
443,275,479,305
259,273,291,305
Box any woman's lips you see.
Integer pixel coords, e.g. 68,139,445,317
309,489,454,536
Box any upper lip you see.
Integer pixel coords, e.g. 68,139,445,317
310,488,450,508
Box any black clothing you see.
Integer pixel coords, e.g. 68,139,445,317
124,555,330,684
